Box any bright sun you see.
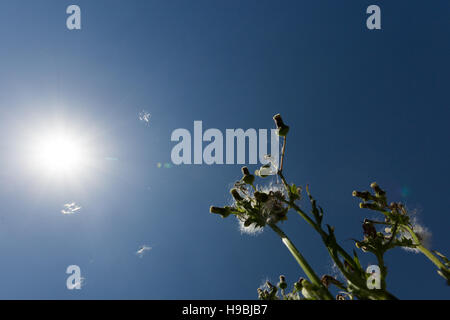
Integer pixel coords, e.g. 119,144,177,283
33,131,88,175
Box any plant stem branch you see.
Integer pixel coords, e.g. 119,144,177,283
375,252,387,290
269,223,333,300
279,136,286,173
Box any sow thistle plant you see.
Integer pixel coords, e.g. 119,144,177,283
210,114,450,300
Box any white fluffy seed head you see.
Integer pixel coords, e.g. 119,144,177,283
401,217,432,253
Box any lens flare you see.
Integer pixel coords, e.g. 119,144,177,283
32,130,89,175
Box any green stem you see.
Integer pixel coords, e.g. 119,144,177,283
277,171,398,299
384,222,398,249
375,253,387,290
279,172,361,275
287,201,317,230
279,136,286,172
288,201,358,268
280,179,398,299
269,224,334,300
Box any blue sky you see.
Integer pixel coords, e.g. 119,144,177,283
0,0,449,299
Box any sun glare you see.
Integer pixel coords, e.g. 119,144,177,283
33,131,88,175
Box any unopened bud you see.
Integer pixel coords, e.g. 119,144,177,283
294,278,304,291
321,275,332,288
241,166,255,185
363,219,377,238
273,114,289,137
356,241,370,252
359,202,379,210
277,125,289,137
352,190,372,201
257,288,264,299
321,275,342,288
230,188,243,201
278,275,287,290
273,114,286,128
210,206,231,218
370,182,386,197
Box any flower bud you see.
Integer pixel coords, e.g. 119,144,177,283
273,114,289,137
241,166,255,185
278,275,287,290
210,206,231,218
352,190,373,201
273,114,286,128
265,281,278,298
356,241,369,252
300,279,316,299
321,275,341,288
230,188,243,201
363,219,377,238
370,182,386,197
277,125,290,137
294,278,305,291
389,202,399,214
257,288,264,299
359,202,379,210
321,275,331,288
